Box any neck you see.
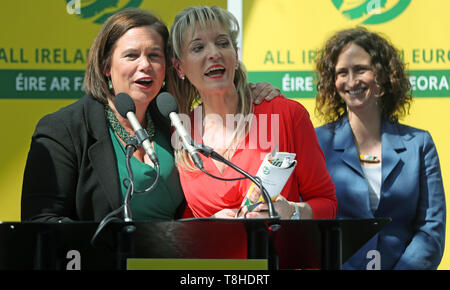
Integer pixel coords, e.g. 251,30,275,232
198,89,241,153
107,98,147,132
200,89,239,120
347,106,382,152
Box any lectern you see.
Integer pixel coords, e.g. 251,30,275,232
0,218,389,270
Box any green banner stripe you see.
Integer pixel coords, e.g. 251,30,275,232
0,69,85,99
127,258,268,270
248,69,450,98
0,69,449,99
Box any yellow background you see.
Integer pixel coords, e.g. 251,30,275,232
242,0,450,269
1,0,449,269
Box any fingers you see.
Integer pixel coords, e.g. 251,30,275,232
245,211,269,219
253,203,268,212
250,82,279,104
213,208,238,219
265,88,283,101
250,82,265,104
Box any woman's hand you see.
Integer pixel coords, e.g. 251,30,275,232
212,208,239,219
245,195,313,219
249,82,284,104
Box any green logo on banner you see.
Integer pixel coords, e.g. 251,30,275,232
65,0,143,24
332,0,410,24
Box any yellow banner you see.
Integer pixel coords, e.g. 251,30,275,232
244,0,450,98
0,0,226,98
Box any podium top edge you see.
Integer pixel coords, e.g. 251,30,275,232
2,217,391,225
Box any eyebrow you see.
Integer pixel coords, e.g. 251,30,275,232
120,46,164,55
188,33,229,45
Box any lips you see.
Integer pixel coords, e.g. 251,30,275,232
204,65,225,78
135,77,154,88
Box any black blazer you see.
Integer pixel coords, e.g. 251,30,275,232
21,95,177,222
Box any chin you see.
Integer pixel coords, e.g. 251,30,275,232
132,91,157,106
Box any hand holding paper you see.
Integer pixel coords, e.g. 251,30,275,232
240,150,297,213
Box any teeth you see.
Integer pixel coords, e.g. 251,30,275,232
205,67,224,74
136,79,152,85
349,89,364,95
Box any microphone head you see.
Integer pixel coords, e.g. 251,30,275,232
156,92,178,119
114,93,136,118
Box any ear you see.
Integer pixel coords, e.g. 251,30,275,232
376,86,385,98
104,65,111,78
172,57,184,79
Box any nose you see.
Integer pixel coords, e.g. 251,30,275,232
207,44,221,60
138,56,152,72
347,72,359,88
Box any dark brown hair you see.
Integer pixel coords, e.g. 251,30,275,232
84,8,169,103
315,26,412,123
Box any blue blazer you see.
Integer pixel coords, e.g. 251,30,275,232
316,116,446,269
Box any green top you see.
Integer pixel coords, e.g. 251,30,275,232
109,127,184,221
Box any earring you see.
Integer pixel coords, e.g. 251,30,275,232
108,78,113,89
235,63,239,70
180,73,185,80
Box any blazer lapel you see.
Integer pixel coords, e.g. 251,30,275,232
333,117,364,177
84,97,122,211
381,121,406,185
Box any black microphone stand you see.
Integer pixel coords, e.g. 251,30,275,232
123,138,138,222
89,138,138,269
196,144,280,220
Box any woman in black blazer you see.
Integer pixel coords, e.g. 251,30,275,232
21,9,186,222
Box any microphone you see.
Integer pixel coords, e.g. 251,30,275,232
156,92,204,170
114,93,159,165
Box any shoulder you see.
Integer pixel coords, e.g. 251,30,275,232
388,122,434,145
254,97,308,118
315,119,343,139
39,95,93,121
35,95,102,137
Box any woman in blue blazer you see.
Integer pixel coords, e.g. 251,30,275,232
314,27,446,269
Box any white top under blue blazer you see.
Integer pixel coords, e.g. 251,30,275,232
316,115,446,269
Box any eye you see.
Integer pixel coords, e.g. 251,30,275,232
356,65,371,74
125,53,138,59
217,39,230,48
148,53,163,60
192,45,204,53
335,69,347,78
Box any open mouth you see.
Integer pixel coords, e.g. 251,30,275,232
204,66,225,78
348,88,366,95
135,78,153,88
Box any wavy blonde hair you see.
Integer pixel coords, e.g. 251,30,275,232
167,5,253,170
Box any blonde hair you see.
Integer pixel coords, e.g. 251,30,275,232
167,5,253,170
